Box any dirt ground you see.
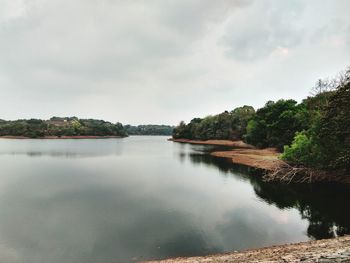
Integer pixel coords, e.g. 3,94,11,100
170,139,283,170
211,148,285,171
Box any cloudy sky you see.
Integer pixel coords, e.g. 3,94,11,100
0,0,349,125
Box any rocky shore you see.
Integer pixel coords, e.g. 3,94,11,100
148,236,350,263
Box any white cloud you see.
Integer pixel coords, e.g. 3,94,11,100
0,0,349,124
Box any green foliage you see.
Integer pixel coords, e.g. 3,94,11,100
244,100,309,150
125,125,174,136
318,81,350,172
0,117,127,138
231,105,256,138
281,131,325,168
173,106,255,140
282,68,350,174
245,119,267,148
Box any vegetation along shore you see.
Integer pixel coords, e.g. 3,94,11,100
172,68,350,184
0,117,173,138
0,117,128,138
125,125,174,136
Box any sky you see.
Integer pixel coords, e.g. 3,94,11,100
0,0,349,125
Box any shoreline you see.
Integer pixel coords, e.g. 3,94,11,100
0,135,125,139
168,138,254,149
211,147,284,171
170,138,281,170
170,138,350,184
147,236,350,263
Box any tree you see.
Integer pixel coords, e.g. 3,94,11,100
282,67,350,175
231,105,255,139
172,106,255,141
318,81,350,172
0,117,128,138
244,100,308,150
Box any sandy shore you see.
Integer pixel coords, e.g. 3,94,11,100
147,236,350,263
0,135,124,139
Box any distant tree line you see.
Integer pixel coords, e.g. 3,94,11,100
125,125,174,136
173,67,350,176
173,105,255,140
0,117,127,138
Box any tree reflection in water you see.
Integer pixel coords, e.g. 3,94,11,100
185,147,350,240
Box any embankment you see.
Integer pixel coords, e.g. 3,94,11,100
147,236,350,263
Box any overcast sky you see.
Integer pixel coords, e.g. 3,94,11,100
0,0,349,125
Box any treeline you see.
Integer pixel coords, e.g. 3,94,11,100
173,67,350,175
125,125,173,136
0,117,127,138
173,105,255,140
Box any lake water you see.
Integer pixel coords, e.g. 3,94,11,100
0,136,349,263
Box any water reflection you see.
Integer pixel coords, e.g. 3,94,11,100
180,145,350,240
0,139,124,158
0,165,218,262
0,137,348,263
253,181,350,239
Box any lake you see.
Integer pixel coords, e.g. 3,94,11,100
0,136,349,263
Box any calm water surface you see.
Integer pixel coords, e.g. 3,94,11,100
0,136,349,263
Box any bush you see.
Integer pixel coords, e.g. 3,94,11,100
281,131,325,168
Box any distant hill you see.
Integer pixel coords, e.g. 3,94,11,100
125,125,174,136
0,117,127,138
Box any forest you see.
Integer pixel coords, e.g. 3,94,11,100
173,67,350,177
0,117,127,138
125,125,173,136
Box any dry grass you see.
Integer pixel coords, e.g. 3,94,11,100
211,148,284,171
